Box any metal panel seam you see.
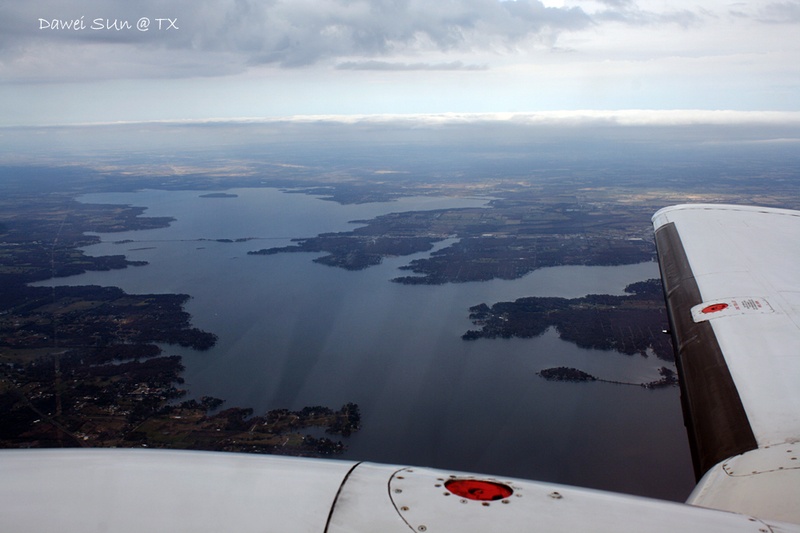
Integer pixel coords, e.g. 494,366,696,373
324,461,364,533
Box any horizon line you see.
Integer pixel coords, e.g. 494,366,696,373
4,109,800,129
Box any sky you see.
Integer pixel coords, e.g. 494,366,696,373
1,0,799,126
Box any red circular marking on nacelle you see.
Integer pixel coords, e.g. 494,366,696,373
444,479,513,501
701,303,729,314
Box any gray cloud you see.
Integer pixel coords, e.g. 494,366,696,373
3,0,796,84
1,0,592,80
203,0,595,67
592,2,701,28
594,0,635,7
336,60,488,71
758,1,800,23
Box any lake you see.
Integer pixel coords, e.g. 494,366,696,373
34,187,695,500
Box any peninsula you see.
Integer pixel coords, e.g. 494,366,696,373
463,279,674,360
249,201,657,283
538,366,678,389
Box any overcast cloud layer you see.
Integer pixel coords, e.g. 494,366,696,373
1,0,798,124
2,0,594,77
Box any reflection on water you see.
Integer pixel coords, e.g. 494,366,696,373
34,188,694,500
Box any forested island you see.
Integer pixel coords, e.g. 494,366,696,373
249,231,439,270
538,366,678,389
199,193,238,198
463,279,674,360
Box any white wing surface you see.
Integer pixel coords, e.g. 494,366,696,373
653,204,800,523
1,449,798,532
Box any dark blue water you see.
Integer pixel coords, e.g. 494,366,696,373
35,188,695,500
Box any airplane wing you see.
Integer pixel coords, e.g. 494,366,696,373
653,204,800,523
1,449,798,532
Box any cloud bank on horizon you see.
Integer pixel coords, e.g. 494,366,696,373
1,0,798,125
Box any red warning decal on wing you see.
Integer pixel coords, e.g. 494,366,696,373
691,297,773,323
